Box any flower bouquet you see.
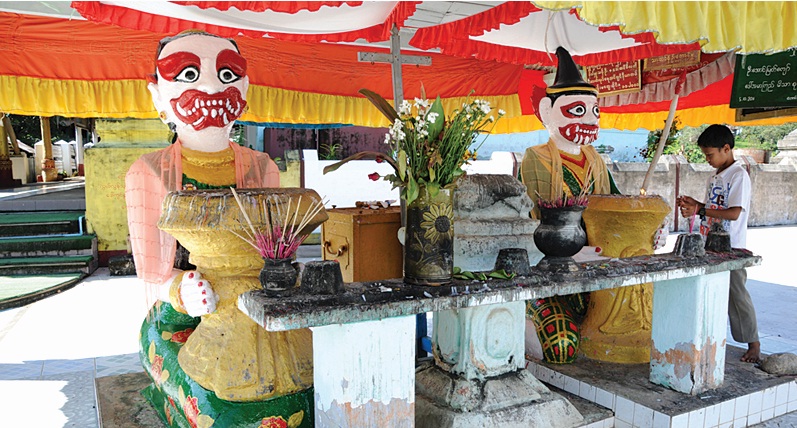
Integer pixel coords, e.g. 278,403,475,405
324,88,503,285
323,88,504,205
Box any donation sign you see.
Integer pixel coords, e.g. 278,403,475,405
585,60,641,96
730,48,797,109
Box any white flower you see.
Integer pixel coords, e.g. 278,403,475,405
414,98,430,109
480,103,491,114
427,112,439,124
399,100,412,116
389,119,406,141
498,109,506,116
489,116,495,122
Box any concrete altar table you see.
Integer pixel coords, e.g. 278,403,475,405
239,250,760,427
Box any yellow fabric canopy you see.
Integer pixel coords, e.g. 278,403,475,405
537,1,797,54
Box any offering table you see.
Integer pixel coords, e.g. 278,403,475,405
239,250,760,427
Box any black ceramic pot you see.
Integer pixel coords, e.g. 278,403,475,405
259,257,298,296
534,206,587,259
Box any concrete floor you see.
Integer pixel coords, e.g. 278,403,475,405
0,227,796,427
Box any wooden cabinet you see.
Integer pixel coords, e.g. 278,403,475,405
321,207,403,283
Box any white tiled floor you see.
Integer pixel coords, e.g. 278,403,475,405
528,357,797,428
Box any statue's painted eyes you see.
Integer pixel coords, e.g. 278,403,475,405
218,68,242,84
560,101,587,118
174,66,200,83
593,105,600,118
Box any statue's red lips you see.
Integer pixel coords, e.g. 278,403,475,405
559,123,598,145
170,87,246,131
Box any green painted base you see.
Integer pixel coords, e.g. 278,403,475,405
140,303,313,428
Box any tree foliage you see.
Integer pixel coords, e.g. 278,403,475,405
735,123,796,151
640,117,705,164
5,114,75,145
642,120,797,164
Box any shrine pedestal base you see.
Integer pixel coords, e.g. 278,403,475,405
416,364,583,428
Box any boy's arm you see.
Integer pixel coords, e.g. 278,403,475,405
678,196,742,220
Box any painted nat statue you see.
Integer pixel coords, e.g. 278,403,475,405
125,31,315,428
521,47,669,365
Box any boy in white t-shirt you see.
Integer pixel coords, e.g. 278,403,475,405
676,124,760,363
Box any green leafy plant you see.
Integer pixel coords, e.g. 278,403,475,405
323,88,504,205
319,142,341,160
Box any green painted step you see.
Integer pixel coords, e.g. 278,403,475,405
0,234,95,254
0,255,94,267
0,211,85,237
0,255,96,276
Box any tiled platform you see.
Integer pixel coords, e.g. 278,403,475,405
528,345,797,428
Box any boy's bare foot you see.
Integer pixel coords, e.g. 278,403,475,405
740,341,761,363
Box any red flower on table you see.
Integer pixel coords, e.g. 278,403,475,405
170,328,195,344
368,172,380,181
259,416,288,428
183,396,200,428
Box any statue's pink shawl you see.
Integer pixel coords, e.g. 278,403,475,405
125,140,279,286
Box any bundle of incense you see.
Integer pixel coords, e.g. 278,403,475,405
230,188,326,260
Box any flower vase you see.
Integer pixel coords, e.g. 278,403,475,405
533,205,587,272
404,186,454,286
259,257,299,296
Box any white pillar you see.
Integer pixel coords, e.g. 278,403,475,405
650,271,730,394
311,316,416,427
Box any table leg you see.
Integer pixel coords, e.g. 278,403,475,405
651,271,730,394
311,315,416,427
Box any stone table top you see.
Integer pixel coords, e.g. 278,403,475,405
238,250,760,332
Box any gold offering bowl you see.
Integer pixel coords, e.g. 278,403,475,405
579,194,670,363
157,188,327,401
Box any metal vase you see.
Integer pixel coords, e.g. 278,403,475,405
403,186,454,286
533,206,587,260
259,257,299,296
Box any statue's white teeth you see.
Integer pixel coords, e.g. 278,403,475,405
176,103,187,117
217,108,224,117
211,108,217,118
200,100,205,107
223,113,229,125
202,108,209,117
194,99,200,109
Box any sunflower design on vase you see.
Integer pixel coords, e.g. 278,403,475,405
421,201,454,245
405,189,455,285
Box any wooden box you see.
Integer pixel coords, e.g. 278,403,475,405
321,206,403,283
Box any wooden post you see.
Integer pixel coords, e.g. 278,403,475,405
1,115,20,155
0,115,21,188
39,116,58,182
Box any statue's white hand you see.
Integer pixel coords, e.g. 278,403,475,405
179,271,218,316
653,223,670,251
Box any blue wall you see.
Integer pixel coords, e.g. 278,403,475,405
473,128,650,163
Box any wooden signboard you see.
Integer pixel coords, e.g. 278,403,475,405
643,51,701,72
585,60,641,96
730,48,797,109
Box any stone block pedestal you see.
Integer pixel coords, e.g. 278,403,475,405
650,271,730,394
